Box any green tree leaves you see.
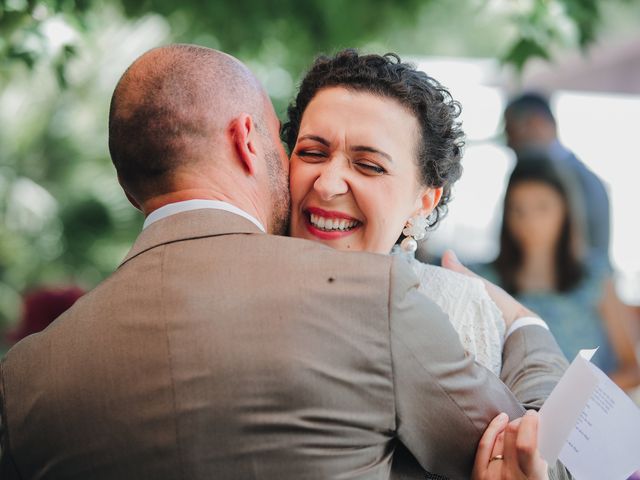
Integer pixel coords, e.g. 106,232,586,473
1,0,612,82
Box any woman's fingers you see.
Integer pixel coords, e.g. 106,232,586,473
472,412,509,478
473,413,549,480
502,412,549,480
441,249,539,329
441,250,478,278
516,410,548,478
503,416,523,473
515,410,539,473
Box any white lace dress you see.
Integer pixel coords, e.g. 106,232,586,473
403,256,505,376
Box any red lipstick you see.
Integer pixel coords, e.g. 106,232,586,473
304,207,362,240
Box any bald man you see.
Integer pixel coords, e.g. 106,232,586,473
0,45,569,479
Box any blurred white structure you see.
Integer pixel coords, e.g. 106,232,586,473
412,54,640,304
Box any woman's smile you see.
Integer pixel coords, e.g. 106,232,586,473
304,207,363,240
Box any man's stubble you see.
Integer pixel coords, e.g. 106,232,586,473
265,145,291,236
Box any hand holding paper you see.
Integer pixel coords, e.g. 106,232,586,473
538,349,640,480
473,411,549,480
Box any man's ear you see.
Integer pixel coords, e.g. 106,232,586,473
229,114,258,176
414,187,443,217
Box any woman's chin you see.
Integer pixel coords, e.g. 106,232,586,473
307,233,361,252
291,223,397,255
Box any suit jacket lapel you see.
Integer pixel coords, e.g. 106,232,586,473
119,209,263,267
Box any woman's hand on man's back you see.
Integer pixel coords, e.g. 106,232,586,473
442,250,538,330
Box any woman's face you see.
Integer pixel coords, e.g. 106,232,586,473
289,87,441,254
506,180,567,252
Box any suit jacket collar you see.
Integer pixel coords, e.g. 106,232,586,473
119,209,263,267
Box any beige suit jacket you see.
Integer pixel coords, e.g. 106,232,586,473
0,209,568,479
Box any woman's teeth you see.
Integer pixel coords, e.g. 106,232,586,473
309,213,359,231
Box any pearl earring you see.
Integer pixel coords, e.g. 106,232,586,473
400,214,429,254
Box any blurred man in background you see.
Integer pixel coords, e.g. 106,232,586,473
504,92,611,262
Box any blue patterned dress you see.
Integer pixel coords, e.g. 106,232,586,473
474,253,616,373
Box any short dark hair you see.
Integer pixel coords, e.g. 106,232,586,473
109,96,186,196
505,92,556,125
109,45,217,199
108,44,265,201
495,155,585,294
282,49,464,228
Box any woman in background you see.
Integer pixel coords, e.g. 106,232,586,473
478,156,639,389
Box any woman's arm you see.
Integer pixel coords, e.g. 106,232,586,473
410,258,505,375
599,278,640,391
442,251,569,408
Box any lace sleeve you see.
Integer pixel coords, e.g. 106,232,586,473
408,259,505,376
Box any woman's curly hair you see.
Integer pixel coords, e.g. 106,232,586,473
282,49,465,228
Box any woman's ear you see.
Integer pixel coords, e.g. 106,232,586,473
229,113,258,176
414,187,443,217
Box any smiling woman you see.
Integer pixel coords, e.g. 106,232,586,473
289,87,430,253
283,49,506,377
283,49,465,253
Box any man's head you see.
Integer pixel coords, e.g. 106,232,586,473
109,44,290,234
504,92,557,153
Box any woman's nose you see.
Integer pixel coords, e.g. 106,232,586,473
313,160,349,201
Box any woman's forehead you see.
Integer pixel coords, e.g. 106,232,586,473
299,87,420,146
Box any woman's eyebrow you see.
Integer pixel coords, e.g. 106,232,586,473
298,134,330,146
352,145,393,162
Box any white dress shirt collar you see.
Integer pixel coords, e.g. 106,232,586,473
142,199,265,232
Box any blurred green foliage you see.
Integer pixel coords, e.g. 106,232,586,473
0,0,621,91
0,0,637,336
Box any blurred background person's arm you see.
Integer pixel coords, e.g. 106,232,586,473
599,278,640,391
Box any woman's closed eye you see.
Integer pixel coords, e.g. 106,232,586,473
296,149,327,161
355,161,386,175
